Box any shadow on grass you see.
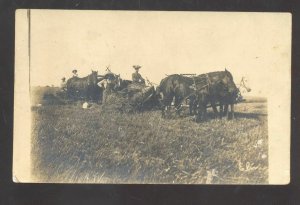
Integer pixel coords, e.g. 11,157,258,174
177,111,267,122
234,112,267,120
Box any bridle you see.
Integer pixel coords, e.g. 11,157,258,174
237,77,251,93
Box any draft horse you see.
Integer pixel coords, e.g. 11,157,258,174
66,70,100,101
157,69,238,120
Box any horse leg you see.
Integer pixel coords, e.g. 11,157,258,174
224,104,228,117
193,99,199,116
87,89,92,102
86,89,90,101
202,105,207,121
219,104,224,119
167,105,172,118
162,109,165,118
158,98,165,118
189,96,196,116
196,103,207,122
189,99,194,115
230,103,235,119
192,100,199,122
161,95,173,119
162,106,167,118
210,100,219,118
174,97,182,117
225,104,231,120
195,107,201,122
160,100,166,118
163,96,171,118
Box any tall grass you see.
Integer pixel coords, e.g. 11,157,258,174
31,97,268,184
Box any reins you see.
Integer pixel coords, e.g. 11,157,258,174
172,72,231,112
237,77,251,92
172,74,211,112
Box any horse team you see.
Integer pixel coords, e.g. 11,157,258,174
65,68,244,121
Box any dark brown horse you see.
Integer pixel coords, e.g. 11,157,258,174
66,70,99,101
218,77,251,119
202,69,238,119
157,69,238,120
156,74,210,119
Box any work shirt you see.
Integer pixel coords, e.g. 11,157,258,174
132,72,145,84
61,81,67,91
98,78,114,89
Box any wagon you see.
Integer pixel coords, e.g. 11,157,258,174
118,83,157,110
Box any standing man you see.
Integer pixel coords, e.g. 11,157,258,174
72,69,78,78
132,65,145,85
60,77,67,91
101,71,116,103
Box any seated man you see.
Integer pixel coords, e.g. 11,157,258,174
132,65,145,85
72,69,78,78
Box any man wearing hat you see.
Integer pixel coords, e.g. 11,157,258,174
100,70,116,103
132,65,145,85
72,69,78,78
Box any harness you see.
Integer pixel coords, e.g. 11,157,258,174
191,74,211,93
173,74,211,111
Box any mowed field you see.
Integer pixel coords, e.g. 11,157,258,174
31,87,268,184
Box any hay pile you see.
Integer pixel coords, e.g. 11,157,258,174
102,85,156,113
102,92,136,113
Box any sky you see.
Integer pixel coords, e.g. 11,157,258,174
27,10,291,96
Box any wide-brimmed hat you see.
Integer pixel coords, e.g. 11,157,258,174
72,69,77,73
133,65,141,70
104,71,115,79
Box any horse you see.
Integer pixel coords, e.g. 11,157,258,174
66,70,99,101
157,69,238,120
218,76,251,119
204,69,238,119
156,74,209,119
189,84,210,121
236,77,251,99
189,70,238,120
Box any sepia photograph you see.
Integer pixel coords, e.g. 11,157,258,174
13,10,291,184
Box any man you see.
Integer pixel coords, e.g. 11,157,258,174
132,65,145,85
100,71,116,103
99,71,115,88
72,69,78,78
60,77,67,91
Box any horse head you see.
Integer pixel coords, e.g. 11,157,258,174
239,77,251,93
90,70,98,86
222,69,238,94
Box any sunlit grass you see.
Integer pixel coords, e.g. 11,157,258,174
31,94,268,184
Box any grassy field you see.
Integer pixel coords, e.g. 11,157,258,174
31,87,268,184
